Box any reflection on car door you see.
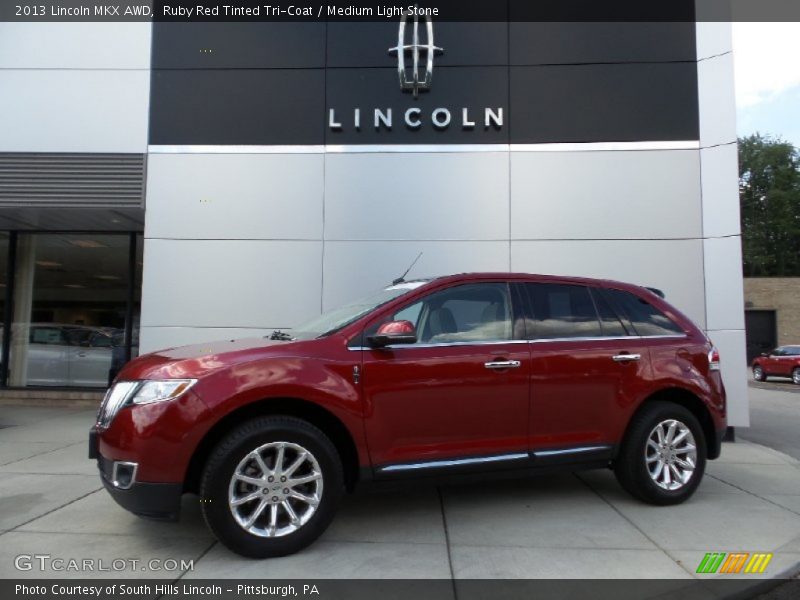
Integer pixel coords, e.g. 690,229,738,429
361,282,531,473
519,283,652,460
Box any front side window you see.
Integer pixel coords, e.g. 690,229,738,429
525,283,602,339
603,288,684,336
371,283,513,344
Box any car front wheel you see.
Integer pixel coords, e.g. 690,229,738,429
614,401,707,505
753,365,766,382
200,416,344,558
793,368,800,385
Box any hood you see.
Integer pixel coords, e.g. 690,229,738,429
116,336,314,381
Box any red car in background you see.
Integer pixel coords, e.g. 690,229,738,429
90,273,726,558
752,346,800,384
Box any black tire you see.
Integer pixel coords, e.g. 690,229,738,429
200,416,344,558
753,365,767,382
614,401,707,506
793,368,800,386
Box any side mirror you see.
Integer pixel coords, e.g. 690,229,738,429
761,352,769,357
367,320,417,349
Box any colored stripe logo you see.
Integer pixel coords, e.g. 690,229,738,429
696,552,773,574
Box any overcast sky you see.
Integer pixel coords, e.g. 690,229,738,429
733,22,800,147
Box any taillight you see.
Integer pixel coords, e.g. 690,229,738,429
708,346,721,371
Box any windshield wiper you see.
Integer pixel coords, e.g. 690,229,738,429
268,330,294,341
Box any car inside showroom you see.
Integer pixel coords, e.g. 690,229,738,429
1,1,799,598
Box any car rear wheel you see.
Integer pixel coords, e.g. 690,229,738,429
200,416,344,558
614,401,706,505
753,366,766,382
793,368,800,385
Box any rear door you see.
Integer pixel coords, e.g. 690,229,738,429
519,282,652,462
775,347,797,376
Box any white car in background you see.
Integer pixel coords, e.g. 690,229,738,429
1,323,120,387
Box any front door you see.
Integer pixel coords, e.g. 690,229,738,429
361,282,530,474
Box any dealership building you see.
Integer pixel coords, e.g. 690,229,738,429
0,17,748,427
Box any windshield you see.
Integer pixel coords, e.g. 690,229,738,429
289,280,430,340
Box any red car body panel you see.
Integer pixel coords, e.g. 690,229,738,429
752,351,800,377
360,341,530,466
94,273,727,508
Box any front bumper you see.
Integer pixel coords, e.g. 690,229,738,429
90,427,182,521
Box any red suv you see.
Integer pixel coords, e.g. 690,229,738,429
90,273,726,557
752,346,800,384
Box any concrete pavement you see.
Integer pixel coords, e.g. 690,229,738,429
1,402,799,582
741,380,800,461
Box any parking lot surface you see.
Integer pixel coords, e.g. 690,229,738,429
1,402,799,581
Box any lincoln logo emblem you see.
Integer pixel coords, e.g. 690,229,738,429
387,7,443,97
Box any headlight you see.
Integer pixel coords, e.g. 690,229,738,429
97,379,197,428
129,379,197,405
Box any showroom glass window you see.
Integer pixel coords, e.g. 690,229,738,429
4,233,141,388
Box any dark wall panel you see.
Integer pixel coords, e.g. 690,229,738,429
325,67,508,144
152,23,326,69
327,22,509,67
511,23,697,65
510,63,699,143
149,70,325,145
148,22,700,146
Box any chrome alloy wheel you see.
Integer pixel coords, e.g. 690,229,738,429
754,366,764,381
645,419,697,491
793,369,800,385
228,441,323,537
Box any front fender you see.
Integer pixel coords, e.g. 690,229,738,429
192,355,370,465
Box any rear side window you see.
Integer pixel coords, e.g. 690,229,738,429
592,290,629,337
525,283,602,339
603,289,684,336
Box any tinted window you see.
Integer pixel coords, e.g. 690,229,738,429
604,289,683,336
90,333,114,348
592,289,629,337
375,283,512,344
30,327,67,345
65,329,91,346
526,283,602,339
772,347,799,356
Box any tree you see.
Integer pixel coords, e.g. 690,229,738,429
739,134,800,276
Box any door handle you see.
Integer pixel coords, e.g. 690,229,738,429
484,360,521,370
612,354,641,362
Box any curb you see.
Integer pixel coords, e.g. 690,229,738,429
0,397,101,409
722,561,800,600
